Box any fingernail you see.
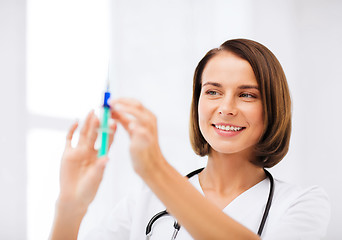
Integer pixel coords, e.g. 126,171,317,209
128,122,135,130
108,119,116,125
113,103,123,112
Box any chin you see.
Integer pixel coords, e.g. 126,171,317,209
208,142,255,157
209,145,242,155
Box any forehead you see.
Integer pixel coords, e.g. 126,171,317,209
202,51,257,86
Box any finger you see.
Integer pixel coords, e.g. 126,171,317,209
79,110,94,145
88,157,108,184
92,156,109,184
65,121,78,148
110,98,145,116
111,109,135,133
97,156,109,171
110,99,151,125
111,97,143,107
87,115,100,148
79,156,109,204
107,120,118,149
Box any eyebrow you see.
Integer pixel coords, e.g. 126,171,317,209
202,82,222,88
202,81,259,90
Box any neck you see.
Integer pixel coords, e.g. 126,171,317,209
200,150,266,195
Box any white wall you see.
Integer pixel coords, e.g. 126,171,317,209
0,0,27,239
294,1,342,237
250,1,342,238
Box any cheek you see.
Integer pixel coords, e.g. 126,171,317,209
246,103,264,131
197,97,211,135
198,99,204,119
198,97,210,124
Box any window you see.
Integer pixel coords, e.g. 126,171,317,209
26,0,109,238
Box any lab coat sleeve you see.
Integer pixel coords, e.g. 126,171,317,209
262,186,331,240
82,195,135,240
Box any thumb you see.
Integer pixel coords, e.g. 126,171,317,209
94,156,109,179
82,157,109,197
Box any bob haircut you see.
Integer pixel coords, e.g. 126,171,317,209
189,39,291,168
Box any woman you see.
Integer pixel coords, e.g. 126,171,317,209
50,39,330,240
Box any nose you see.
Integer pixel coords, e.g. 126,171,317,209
218,95,238,116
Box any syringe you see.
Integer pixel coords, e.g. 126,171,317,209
98,75,111,157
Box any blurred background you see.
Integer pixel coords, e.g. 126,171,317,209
1,0,341,239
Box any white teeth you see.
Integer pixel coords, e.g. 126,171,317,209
215,125,242,132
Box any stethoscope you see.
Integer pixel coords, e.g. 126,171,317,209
145,168,274,239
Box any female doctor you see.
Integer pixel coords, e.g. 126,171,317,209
50,39,330,240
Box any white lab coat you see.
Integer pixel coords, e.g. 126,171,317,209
84,173,330,240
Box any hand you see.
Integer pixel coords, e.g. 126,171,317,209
110,98,165,178
58,111,117,209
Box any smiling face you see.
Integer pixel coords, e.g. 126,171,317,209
198,51,264,158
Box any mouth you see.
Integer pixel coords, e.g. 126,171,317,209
212,124,246,132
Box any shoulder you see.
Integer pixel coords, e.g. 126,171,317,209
263,178,331,239
273,178,330,212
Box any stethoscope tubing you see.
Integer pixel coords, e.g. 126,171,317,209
145,168,204,236
146,168,274,239
257,169,274,235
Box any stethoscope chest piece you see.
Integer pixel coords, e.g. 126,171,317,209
145,210,181,239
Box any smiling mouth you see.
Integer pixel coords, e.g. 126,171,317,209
212,124,246,132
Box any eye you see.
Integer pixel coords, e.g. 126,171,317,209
205,90,219,96
240,92,256,98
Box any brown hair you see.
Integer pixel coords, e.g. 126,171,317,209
189,39,292,168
